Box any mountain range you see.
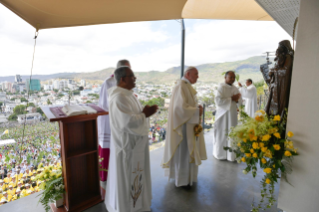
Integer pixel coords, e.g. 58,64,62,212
0,56,272,84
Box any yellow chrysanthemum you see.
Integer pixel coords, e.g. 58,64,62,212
237,142,241,147
262,134,271,142
241,157,246,162
242,138,247,143
255,115,264,122
287,131,294,137
251,136,258,141
250,149,254,153
273,164,276,168
265,178,271,184
273,132,281,139
273,144,281,151
263,168,272,174
253,153,258,158
261,158,267,164
245,153,251,158
264,149,273,158
252,142,259,149
261,147,268,153
259,143,265,148
285,141,294,149
284,151,292,157
273,115,281,122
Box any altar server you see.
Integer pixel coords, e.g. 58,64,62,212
238,79,257,117
98,59,131,181
105,66,158,212
213,71,242,161
162,67,207,187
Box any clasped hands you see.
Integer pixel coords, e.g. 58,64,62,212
231,93,241,103
142,105,159,118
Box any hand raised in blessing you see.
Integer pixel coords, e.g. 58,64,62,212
142,105,159,118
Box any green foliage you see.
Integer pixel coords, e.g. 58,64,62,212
72,90,80,95
47,99,52,105
27,102,36,107
88,93,99,99
57,93,64,98
10,97,16,101
140,97,164,107
86,100,92,103
13,105,26,115
0,101,3,107
36,107,44,115
21,97,28,102
8,114,18,121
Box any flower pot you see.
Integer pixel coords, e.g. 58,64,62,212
55,198,63,208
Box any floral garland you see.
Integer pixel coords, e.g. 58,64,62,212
224,109,298,211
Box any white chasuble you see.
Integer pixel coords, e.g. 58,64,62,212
213,83,242,161
239,84,257,118
105,86,151,212
162,78,207,187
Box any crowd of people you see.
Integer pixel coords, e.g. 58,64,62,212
0,122,61,206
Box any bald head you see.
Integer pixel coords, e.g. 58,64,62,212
184,66,199,84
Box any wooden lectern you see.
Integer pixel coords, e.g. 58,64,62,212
41,106,108,212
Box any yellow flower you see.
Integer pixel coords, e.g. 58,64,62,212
273,144,281,151
253,153,258,158
237,142,241,147
273,132,281,139
259,143,265,148
256,110,266,115
287,131,294,137
251,136,258,141
273,115,281,122
261,147,268,153
250,149,255,153
264,149,273,158
263,168,272,174
241,157,246,162
284,151,292,157
252,142,259,149
242,138,247,143
255,115,264,122
273,164,276,168
245,153,251,158
261,158,267,164
240,148,245,153
262,134,271,142
285,141,294,149
268,128,278,134
265,178,271,184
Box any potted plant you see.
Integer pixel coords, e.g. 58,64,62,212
34,164,65,212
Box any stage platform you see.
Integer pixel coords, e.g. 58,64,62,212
1,131,283,212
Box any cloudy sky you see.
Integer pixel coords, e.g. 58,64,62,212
0,4,291,76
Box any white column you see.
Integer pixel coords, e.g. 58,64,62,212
278,0,319,211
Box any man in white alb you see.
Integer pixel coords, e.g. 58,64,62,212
105,66,158,212
213,71,242,161
97,59,131,181
238,79,257,118
162,66,207,187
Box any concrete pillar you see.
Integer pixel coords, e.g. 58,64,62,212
278,0,319,211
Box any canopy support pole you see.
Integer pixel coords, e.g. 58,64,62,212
180,19,185,78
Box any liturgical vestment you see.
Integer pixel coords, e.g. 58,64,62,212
105,86,152,212
97,75,116,181
162,78,207,187
213,82,242,161
239,84,257,118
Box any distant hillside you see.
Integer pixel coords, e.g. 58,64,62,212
0,56,271,84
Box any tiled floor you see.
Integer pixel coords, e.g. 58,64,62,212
2,131,282,212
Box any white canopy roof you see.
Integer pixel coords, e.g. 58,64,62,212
0,0,272,30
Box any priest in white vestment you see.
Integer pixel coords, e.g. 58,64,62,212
213,71,242,161
238,79,257,118
162,67,207,187
98,60,131,181
105,66,158,212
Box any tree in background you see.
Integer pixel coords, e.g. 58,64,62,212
47,99,52,105
140,97,164,107
8,114,18,121
21,97,28,102
13,105,26,115
27,102,36,108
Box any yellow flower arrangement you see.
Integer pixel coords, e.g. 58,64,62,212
287,131,294,137
284,151,292,157
273,144,281,151
263,168,272,174
225,109,298,211
273,115,281,122
273,132,281,139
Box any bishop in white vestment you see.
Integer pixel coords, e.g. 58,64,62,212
162,67,207,187
239,79,257,118
105,66,158,212
98,60,131,181
213,71,242,161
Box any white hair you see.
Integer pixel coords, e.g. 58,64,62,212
184,66,197,76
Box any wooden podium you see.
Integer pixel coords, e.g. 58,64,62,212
41,106,108,212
